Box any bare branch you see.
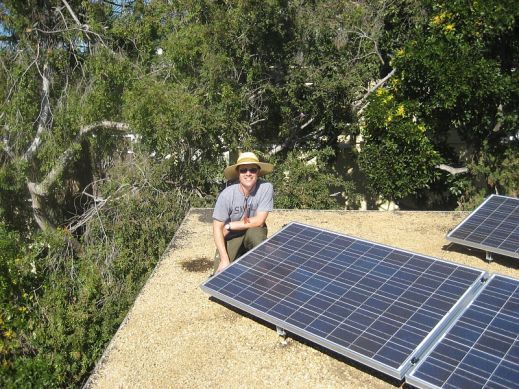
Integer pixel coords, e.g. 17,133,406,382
61,0,83,27
34,121,130,196
249,118,266,126
67,182,131,233
4,58,38,105
1,140,15,161
492,104,504,133
23,62,51,161
437,164,469,175
27,181,81,252
351,27,384,64
300,117,315,130
353,68,396,111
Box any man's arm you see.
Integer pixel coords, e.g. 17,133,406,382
213,219,230,273
226,210,269,231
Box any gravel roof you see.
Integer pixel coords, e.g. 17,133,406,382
85,208,519,388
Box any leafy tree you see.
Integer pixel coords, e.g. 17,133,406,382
0,0,135,236
359,0,519,207
359,87,441,201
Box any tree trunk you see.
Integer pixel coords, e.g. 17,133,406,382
27,181,55,232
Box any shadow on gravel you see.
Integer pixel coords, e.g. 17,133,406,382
194,209,212,223
208,296,403,388
181,257,213,272
442,243,519,270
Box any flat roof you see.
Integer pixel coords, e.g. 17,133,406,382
85,209,519,388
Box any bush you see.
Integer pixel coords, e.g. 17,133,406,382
0,155,190,387
268,149,359,209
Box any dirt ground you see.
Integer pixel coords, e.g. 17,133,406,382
85,208,519,389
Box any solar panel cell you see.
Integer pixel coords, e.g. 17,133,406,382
507,344,519,364
445,366,487,387
492,361,519,387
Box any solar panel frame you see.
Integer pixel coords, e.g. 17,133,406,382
201,222,486,380
406,274,519,389
446,194,519,259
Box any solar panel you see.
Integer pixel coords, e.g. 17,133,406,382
201,222,485,380
447,194,519,260
407,274,519,389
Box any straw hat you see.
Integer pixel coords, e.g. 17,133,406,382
224,152,274,181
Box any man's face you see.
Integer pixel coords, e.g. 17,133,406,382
238,164,260,189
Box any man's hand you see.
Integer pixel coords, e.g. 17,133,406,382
216,258,230,273
229,210,269,231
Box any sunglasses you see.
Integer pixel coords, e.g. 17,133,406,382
238,167,259,174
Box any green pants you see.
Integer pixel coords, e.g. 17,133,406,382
213,226,268,273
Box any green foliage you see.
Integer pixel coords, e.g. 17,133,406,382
269,149,357,209
0,223,45,386
0,160,32,232
0,55,41,156
360,0,519,206
470,142,519,197
0,154,188,387
82,50,134,123
359,88,442,201
270,0,382,151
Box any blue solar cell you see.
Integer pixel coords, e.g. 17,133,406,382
407,274,519,389
269,301,298,319
326,301,355,322
508,343,519,363
491,361,519,387
286,307,315,327
444,368,487,388
328,324,361,348
407,310,440,333
250,294,277,311
447,194,519,259
375,345,411,369
202,222,486,380
308,316,337,337
351,335,385,357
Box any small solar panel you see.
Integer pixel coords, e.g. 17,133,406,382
447,194,519,259
201,222,485,379
407,274,519,389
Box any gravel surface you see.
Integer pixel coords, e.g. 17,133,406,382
85,208,519,388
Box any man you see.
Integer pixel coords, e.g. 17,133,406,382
212,152,274,273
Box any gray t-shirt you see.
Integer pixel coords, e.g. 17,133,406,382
212,180,274,224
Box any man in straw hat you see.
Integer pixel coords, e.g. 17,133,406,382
212,152,274,273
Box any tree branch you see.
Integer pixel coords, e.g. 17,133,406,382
353,68,396,112
61,0,84,28
492,104,504,133
23,62,51,162
436,164,469,175
300,117,315,130
34,121,130,196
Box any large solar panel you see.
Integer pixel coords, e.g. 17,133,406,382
407,274,519,389
201,222,485,379
447,194,519,259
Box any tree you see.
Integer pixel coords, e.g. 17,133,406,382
359,0,519,207
0,0,133,237
359,87,441,201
